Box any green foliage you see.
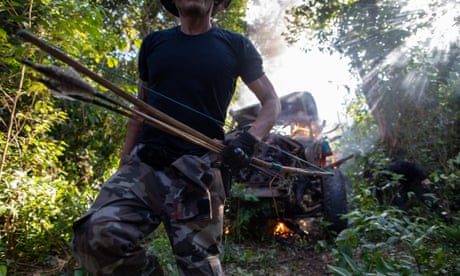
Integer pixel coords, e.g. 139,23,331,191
340,93,379,158
431,152,460,217
285,0,358,48
213,0,248,34
146,224,178,276
287,0,460,164
225,182,271,241
0,264,6,276
331,209,460,274
329,153,460,275
1,0,140,271
221,239,288,275
0,172,94,266
1,0,251,273
51,101,127,187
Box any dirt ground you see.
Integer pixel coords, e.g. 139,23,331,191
221,218,335,275
222,240,333,275
14,243,332,276
15,237,333,276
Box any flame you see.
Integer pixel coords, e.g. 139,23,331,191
224,226,230,235
273,221,291,238
290,121,321,139
329,154,337,168
290,123,311,138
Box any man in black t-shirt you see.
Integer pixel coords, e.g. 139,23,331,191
71,0,281,275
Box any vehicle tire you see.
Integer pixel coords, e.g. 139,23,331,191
321,169,348,233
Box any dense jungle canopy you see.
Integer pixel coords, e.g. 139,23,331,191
1,0,459,275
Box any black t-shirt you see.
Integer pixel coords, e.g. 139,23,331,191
138,26,264,155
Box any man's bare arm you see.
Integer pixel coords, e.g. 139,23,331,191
120,81,148,164
245,74,281,141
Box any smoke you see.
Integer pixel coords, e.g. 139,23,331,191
234,0,357,127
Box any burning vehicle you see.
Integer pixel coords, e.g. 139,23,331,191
226,91,351,235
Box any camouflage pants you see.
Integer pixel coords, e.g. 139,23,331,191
71,147,226,276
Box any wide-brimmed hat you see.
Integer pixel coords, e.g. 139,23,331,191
161,0,231,17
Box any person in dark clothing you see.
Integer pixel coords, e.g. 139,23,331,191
71,1,281,275
373,161,434,210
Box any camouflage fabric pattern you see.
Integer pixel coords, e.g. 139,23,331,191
71,147,226,275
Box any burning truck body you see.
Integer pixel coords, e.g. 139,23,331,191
227,91,350,235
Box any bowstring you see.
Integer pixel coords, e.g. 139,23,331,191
92,62,225,125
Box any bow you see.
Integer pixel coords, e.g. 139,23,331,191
17,30,333,176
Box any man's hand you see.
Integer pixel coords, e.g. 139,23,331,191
221,131,258,172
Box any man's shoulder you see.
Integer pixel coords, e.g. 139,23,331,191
211,27,252,47
212,27,244,39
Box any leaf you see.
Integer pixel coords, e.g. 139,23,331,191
327,265,353,276
245,250,253,259
342,252,361,273
0,264,7,276
375,256,395,273
73,269,86,276
106,56,119,68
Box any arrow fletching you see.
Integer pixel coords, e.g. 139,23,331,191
18,58,96,100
